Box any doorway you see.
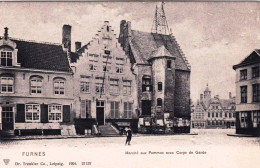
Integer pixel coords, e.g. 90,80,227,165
141,100,151,116
96,100,105,125
2,107,14,130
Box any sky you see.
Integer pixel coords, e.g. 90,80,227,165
0,2,259,102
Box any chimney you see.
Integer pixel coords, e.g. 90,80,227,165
75,41,81,52
229,92,232,99
200,94,203,102
4,27,8,40
62,25,71,52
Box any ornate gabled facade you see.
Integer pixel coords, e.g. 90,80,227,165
191,85,236,129
233,50,260,136
0,27,75,136
118,19,191,133
70,21,138,134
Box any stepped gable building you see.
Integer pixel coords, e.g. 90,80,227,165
0,27,75,136
191,84,236,129
118,20,191,133
233,50,260,136
70,21,138,134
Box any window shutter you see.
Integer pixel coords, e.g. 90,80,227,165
129,103,133,118
40,104,48,123
110,102,114,118
16,104,25,123
236,112,240,129
80,100,86,118
124,102,127,118
115,102,119,119
87,100,91,118
63,105,70,122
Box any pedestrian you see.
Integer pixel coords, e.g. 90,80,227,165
125,127,132,145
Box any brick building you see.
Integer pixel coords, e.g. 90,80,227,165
191,84,236,129
118,21,191,133
69,22,138,134
0,28,75,136
233,50,260,136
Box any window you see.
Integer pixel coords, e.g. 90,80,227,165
25,104,40,122
110,79,119,94
167,60,172,69
111,101,119,119
233,113,236,118
208,121,211,125
80,82,90,93
0,51,12,66
104,50,110,55
54,80,65,95
158,82,162,91
220,120,222,125
103,62,111,72
212,112,214,118
48,105,62,122
30,77,42,94
124,102,133,119
2,106,13,123
0,77,14,93
220,113,222,118
208,112,210,118
80,100,91,118
157,98,162,107
216,106,218,109
216,120,219,125
216,113,218,118
252,67,259,78
142,76,152,92
240,69,247,80
89,60,98,71
96,78,105,94
253,84,260,102
225,113,227,118
229,113,232,118
123,80,131,95
212,121,215,125
252,111,260,128
116,64,123,73
240,112,248,128
240,86,247,103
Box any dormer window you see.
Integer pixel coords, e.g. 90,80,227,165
1,51,12,66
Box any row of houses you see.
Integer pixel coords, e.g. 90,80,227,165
191,85,236,129
0,19,191,136
233,50,260,136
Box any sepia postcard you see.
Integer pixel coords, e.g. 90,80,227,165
0,0,259,168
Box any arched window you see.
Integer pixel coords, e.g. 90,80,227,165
30,76,43,94
54,78,65,95
157,98,162,107
0,74,14,93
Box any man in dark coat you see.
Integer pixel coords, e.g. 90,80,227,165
125,127,132,145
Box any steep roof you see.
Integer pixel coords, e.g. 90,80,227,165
130,30,190,71
150,45,174,60
203,97,235,110
1,37,72,72
233,49,260,70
